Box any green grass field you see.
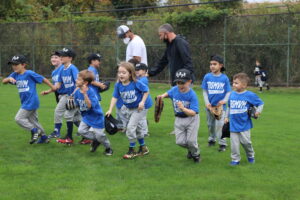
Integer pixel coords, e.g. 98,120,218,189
0,82,299,200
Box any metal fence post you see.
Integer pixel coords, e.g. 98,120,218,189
286,16,291,87
223,16,227,69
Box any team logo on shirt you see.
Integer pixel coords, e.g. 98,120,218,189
16,80,30,93
52,75,59,83
62,76,74,88
230,100,248,114
173,99,190,113
207,81,225,94
120,90,137,103
76,99,88,111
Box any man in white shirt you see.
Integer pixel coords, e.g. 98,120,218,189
117,25,148,65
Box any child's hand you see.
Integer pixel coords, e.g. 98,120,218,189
254,112,260,118
9,77,16,84
138,102,145,111
177,101,184,110
106,110,112,117
224,118,229,124
218,100,226,106
206,103,212,110
157,95,163,99
41,90,50,96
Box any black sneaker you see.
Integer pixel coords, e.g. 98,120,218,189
29,129,41,144
90,140,100,152
208,141,216,147
104,148,113,156
192,154,201,163
137,145,149,156
218,145,226,152
123,147,137,159
187,151,192,159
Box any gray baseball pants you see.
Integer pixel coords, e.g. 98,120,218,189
78,122,111,149
15,108,45,134
54,94,78,123
206,109,227,146
230,130,255,162
120,106,148,143
174,114,200,157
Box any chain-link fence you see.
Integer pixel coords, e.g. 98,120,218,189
1,13,300,86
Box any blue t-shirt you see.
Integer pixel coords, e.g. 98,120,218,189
228,91,264,132
88,66,101,101
8,70,44,110
201,73,231,110
138,76,153,109
58,64,78,95
167,86,199,117
74,86,104,129
51,65,64,94
113,80,149,109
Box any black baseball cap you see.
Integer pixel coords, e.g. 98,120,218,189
60,48,76,58
135,63,148,71
210,54,225,71
8,55,27,65
87,53,102,63
173,69,192,83
50,50,62,57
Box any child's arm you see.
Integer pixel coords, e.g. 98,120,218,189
2,77,16,84
177,101,196,116
106,97,117,116
157,92,169,99
41,79,58,95
138,91,149,111
254,104,264,118
203,90,212,110
218,92,231,106
81,85,91,109
224,107,230,123
91,81,106,90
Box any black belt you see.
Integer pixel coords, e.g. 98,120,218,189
175,114,188,118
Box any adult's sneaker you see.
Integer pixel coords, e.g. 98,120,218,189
137,145,149,156
247,157,255,164
48,131,60,139
90,140,100,152
37,135,50,144
218,145,226,152
123,147,137,159
104,148,113,156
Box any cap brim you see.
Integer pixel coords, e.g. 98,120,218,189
173,78,189,83
8,61,21,65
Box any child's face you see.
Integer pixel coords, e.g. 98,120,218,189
76,76,85,88
176,80,191,93
51,55,61,67
210,61,223,74
233,78,247,92
256,61,260,66
91,60,101,68
135,69,146,77
12,63,25,74
61,56,72,64
118,66,130,83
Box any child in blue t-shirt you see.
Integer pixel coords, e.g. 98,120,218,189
74,70,113,155
158,69,201,163
225,73,264,166
50,51,64,103
2,55,55,144
135,63,153,137
106,61,150,159
201,55,231,152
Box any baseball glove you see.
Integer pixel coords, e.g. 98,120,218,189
221,122,230,139
154,96,164,123
98,81,110,93
248,106,258,119
210,105,223,120
66,96,76,110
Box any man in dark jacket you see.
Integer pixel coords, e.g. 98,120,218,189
148,23,195,86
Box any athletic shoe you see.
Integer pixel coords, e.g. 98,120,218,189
56,138,73,145
248,157,255,164
104,148,113,156
79,138,92,145
230,161,240,166
90,140,100,152
137,145,149,156
123,147,137,159
29,129,41,144
48,131,60,139
37,135,50,144
192,154,201,163
186,151,192,159
208,141,216,147
218,145,226,152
